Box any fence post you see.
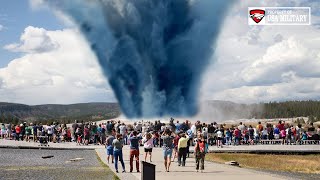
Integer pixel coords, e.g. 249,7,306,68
141,161,156,180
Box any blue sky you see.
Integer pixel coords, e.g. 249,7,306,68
0,0,64,67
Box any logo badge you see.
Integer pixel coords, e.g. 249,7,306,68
249,9,265,24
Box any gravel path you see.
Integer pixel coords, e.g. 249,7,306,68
0,149,116,180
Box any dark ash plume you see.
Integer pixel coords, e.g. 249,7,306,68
47,0,234,118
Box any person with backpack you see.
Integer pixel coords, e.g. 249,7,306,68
194,134,207,173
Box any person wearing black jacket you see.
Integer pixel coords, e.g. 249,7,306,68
207,123,216,145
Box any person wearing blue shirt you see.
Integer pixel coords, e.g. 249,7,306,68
175,121,181,133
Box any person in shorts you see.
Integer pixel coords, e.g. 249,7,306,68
143,132,154,162
106,129,116,163
161,129,174,172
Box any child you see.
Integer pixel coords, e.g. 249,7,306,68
77,134,82,146
280,129,286,145
302,131,308,140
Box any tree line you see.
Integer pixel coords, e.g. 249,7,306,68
254,100,320,123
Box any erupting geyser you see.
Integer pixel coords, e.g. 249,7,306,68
48,0,234,118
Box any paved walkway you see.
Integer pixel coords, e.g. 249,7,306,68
2,139,318,180
96,146,286,180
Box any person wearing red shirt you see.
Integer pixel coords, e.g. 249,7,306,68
277,121,285,131
234,127,240,145
15,125,21,141
194,134,207,173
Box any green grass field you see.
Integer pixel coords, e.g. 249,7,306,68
206,153,320,174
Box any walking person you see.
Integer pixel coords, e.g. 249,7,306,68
106,129,116,164
143,132,154,162
112,134,126,173
172,133,180,162
161,129,174,172
177,133,189,166
129,131,141,173
194,134,207,173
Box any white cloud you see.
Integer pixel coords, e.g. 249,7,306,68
29,0,45,9
0,26,115,104
2,0,320,106
0,24,3,31
4,26,59,53
200,0,320,103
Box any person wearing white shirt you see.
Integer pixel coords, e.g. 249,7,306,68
216,130,223,148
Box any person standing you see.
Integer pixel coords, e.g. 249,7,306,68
143,132,154,162
216,128,223,148
20,123,26,141
33,123,38,142
177,133,189,166
92,123,98,145
172,133,180,162
84,125,90,145
106,129,116,164
119,123,127,145
112,134,126,173
71,120,78,142
194,134,207,173
25,124,32,142
6,123,12,140
161,129,174,172
233,127,240,145
129,131,141,173
1,124,6,139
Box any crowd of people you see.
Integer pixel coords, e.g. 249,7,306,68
0,122,72,143
1,118,320,173
104,120,208,173
100,118,320,173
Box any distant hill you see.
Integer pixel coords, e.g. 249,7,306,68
1,100,320,124
0,102,120,124
198,100,264,121
199,100,320,123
